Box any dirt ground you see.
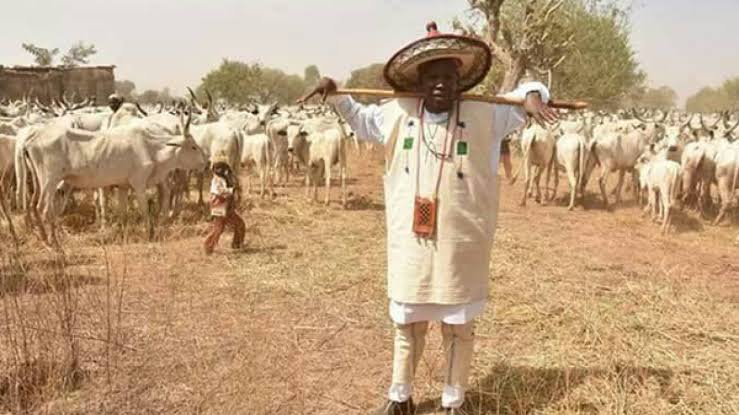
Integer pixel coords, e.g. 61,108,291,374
1,147,738,414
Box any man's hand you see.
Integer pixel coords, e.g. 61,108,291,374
523,91,558,125
297,77,338,104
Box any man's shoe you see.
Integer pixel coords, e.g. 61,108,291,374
372,399,416,415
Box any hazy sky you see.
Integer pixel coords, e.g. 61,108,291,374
1,0,737,105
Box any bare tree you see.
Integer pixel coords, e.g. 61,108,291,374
457,0,574,92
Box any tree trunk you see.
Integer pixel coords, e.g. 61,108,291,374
499,56,526,93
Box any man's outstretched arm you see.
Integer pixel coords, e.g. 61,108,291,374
298,77,385,143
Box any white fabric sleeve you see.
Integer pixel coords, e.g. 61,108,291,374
327,95,385,144
492,81,550,139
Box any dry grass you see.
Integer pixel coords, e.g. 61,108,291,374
0,147,737,414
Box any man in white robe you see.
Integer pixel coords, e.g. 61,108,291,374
300,22,556,415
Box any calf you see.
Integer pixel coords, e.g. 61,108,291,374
636,152,682,234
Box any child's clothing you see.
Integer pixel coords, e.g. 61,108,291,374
204,175,245,254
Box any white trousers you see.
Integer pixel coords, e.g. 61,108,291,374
389,321,475,409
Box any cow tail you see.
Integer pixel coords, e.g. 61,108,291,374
23,147,48,242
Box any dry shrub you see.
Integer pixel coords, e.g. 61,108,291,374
0,245,130,413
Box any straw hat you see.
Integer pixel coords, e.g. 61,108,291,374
383,22,493,93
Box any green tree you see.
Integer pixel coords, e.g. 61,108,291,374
253,67,306,104
686,86,730,112
137,89,162,104
721,77,739,105
304,65,321,88
115,80,137,99
199,59,264,104
549,2,645,109
21,43,59,66
61,42,97,67
344,63,390,103
199,59,306,105
634,86,678,110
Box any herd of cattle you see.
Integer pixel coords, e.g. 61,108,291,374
0,92,351,246
0,91,738,247
512,108,739,236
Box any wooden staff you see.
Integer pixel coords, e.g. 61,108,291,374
332,88,588,110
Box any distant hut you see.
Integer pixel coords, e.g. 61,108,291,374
0,65,115,104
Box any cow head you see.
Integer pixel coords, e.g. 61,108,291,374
286,124,308,154
167,111,207,170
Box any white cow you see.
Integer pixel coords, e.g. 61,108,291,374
240,132,274,197
553,131,590,210
712,143,739,226
287,123,347,206
636,152,682,234
189,122,242,204
266,118,293,186
71,111,112,132
23,114,205,245
14,117,76,211
514,123,557,206
589,123,661,209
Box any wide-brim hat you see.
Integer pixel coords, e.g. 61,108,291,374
383,22,493,93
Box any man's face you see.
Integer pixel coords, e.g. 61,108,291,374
109,99,122,112
418,58,461,113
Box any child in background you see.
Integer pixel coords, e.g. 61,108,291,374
204,157,245,255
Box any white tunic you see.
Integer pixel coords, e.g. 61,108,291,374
329,82,549,325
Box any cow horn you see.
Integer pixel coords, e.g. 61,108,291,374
721,111,730,129
728,115,739,134
708,112,723,129
186,87,202,109
58,94,70,110
658,109,669,123
184,108,193,132
631,108,648,124
135,102,149,117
